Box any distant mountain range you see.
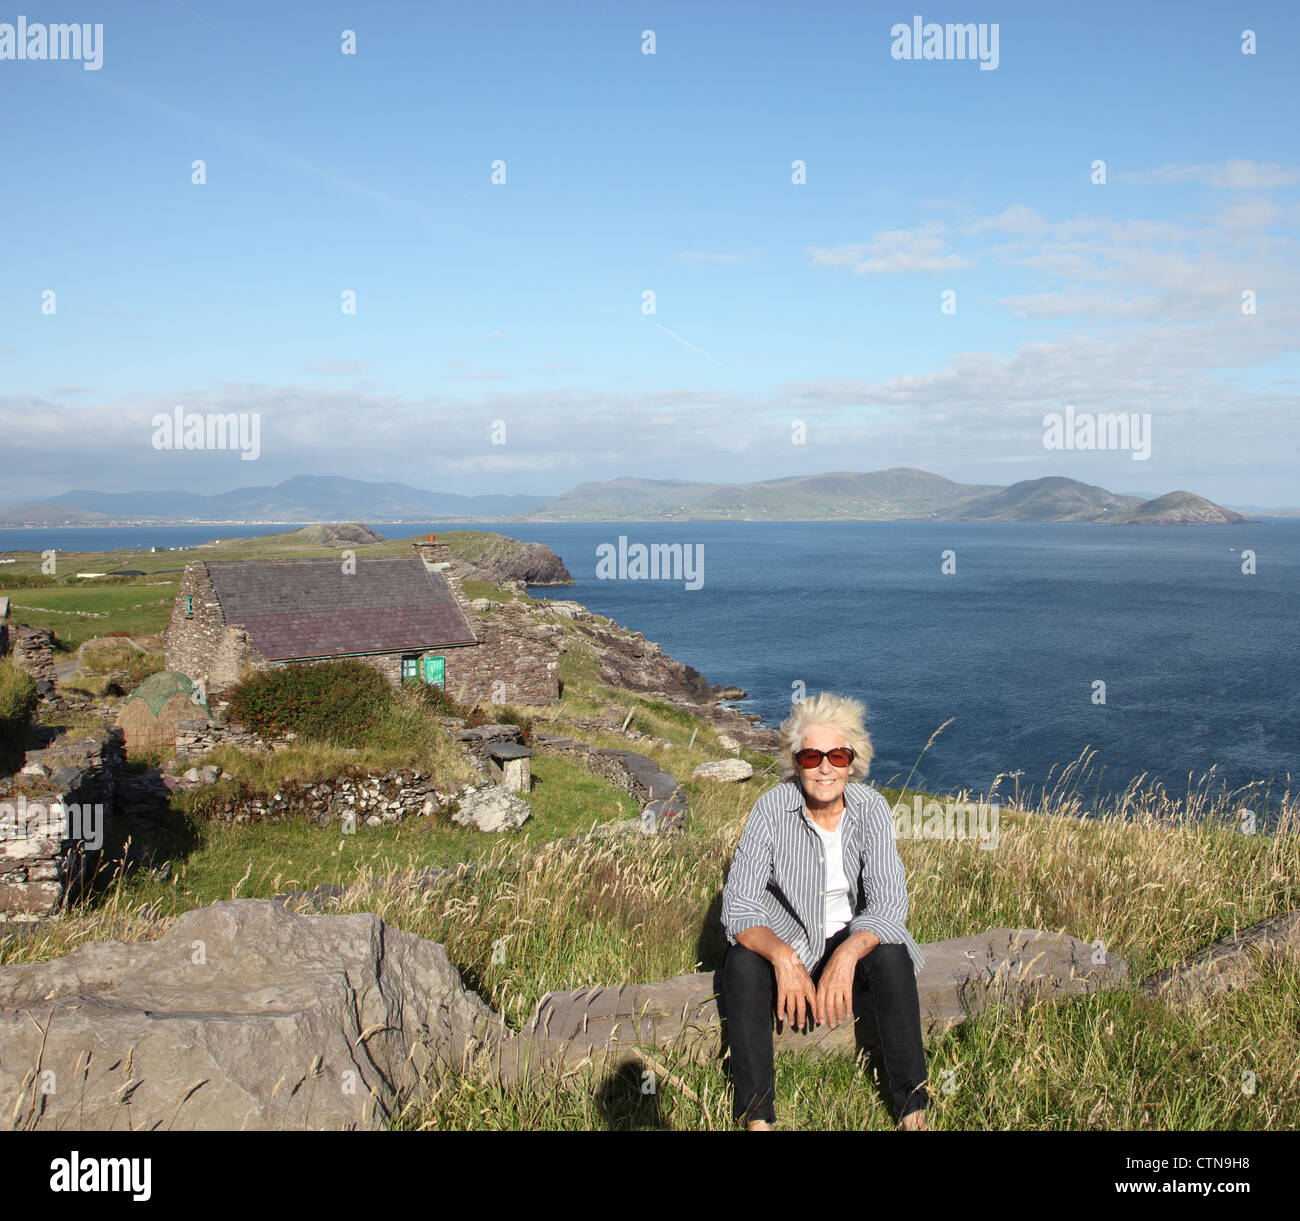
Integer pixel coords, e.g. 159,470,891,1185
520,469,1246,525
0,469,1252,526
0,476,546,525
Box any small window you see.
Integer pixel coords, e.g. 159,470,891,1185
401,655,419,682
184,595,194,617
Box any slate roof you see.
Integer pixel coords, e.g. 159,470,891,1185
202,557,477,661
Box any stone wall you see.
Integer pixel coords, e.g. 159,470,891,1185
198,768,454,827
3,626,57,688
0,728,123,921
450,601,561,706
175,718,298,759
534,734,688,826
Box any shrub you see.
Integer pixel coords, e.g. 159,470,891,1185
413,682,470,719
0,661,38,768
225,660,394,747
0,574,59,589
490,706,535,746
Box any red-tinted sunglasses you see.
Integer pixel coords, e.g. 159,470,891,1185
794,747,855,769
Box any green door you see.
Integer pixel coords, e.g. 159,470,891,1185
422,655,445,687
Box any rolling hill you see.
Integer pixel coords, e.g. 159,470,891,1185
0,470,1248,526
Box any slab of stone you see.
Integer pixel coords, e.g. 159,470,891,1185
455,724,524,745
0,900,506,1130
503,927,1128,1075
1138,911,1300,1004
486,743,534,762
451,784,531,833
693,759,754,782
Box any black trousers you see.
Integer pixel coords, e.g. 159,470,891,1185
722,926,929,1126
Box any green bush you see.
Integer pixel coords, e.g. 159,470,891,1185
0,661,38,766
490,706,535,746
413,682,469,719
0,574,59,589
225,660,395,747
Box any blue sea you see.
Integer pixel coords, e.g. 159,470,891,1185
3,520,1296,804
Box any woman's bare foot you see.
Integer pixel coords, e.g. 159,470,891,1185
746,1120,776,1130
897,1110,928,1131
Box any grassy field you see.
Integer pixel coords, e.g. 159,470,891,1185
3,695,1296,1131
2,528,1297,1130
0,525,530,578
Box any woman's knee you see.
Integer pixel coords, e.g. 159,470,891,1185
724,941,772,983
723,943,775,1008
858,943,912,979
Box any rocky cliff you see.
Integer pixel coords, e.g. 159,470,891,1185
446,533,574,586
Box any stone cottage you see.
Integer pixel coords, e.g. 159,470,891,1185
163,538,560,706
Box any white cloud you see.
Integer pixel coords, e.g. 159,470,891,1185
809,224,973,275
306,357,362,375
1116,160,1300,190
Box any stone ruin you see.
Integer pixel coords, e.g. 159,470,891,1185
0,727,122,921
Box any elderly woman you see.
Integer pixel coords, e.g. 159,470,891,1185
720,691,929,1131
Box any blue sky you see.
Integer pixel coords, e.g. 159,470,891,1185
2,0,1297,507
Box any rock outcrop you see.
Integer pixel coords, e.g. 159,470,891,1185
0,900,506,1130
693,759,754,782
509,927,1127,1074
561,618,778,751
449,535,573,586
1139,911,1300,1003
451,785,531,833
292,523,387,546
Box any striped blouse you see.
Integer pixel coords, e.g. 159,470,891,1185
721,780,926,975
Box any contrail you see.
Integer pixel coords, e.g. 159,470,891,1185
637,314,724,366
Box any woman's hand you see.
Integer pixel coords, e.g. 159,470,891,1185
816,945,860,1028
772,945,820,1031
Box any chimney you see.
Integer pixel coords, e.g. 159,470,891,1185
413,534,471,612
412,534,452,571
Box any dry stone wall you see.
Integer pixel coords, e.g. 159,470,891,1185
174,717,298,758
2,625,57,688
195,768,454,827
0,728,122,921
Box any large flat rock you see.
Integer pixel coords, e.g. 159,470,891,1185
1139,911,1300,1004
505,928,1127,1074
0,900,506,1130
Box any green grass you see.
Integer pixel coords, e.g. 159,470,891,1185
0,661,38,773
83,748,638,916
0,582,176,614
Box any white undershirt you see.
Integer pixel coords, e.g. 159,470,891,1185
810,817,853,938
